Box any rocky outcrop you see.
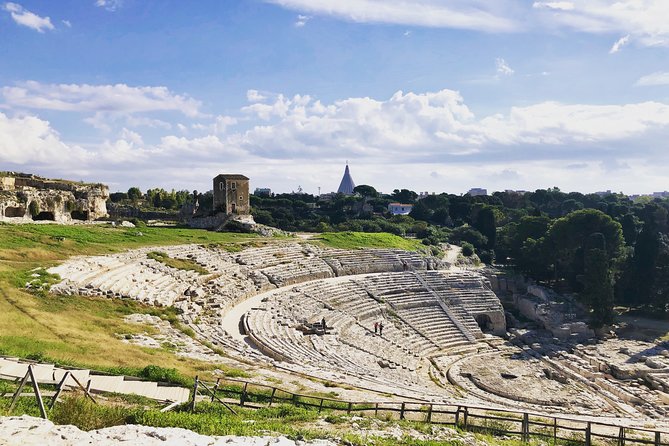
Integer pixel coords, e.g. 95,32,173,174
0,172,109,223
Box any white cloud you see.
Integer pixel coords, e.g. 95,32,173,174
269,1,669,48
234,89,669,164
3,2,54,33
0,112,88,165
119,128,143,146
495,58,515,76
1,81,202,117
266,0,518,32
62,19,71,28
635,71,669,87
4,89,669,194
95,0,122,12
533,1,669,47
609,34,630,53
246,89,268,103
294,14,310,27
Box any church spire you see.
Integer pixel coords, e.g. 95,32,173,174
337,163,356,195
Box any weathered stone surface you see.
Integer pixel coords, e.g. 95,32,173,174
0,172,109,223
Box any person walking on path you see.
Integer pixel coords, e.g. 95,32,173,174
374,322,378,334
379,322,384,336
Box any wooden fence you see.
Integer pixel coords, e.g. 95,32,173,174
192,376,669,446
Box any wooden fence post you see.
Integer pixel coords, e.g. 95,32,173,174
553,417,557,443
9,369,31,413
618,426,625,446
426,404,433,423
190,376,199,413
211,378,220,403
585,422,591,446
50,371,71,410
240,382,248,407
269,387,276,406
655,431,661,446
400,402,406,420
347,402,352,414
318,398,324,413
455,406,460,426
463,407,468,430
27,366,47,420
522,413,529,442
374,402,379,417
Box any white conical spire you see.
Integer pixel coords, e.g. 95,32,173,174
337,163,355,195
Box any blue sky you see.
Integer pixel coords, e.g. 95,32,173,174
1,0,669,195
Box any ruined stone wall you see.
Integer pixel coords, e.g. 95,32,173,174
0,173,109,223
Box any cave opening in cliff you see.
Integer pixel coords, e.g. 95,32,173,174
32,211,55,221
4,207,25,218
71,210,89,220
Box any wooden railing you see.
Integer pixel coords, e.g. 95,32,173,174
193,376,669,446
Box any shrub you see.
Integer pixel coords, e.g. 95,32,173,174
52,396,131,430
138,365,190,386
461,242,475,257
28,201,40,217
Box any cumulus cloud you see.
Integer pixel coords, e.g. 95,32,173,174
3,88,669,194
609,34,630,53
233,89,669,165
3,2,54,33
0,112,89,165
1,81,202,117
495,58,515,76
635,71,669,87
265,0,518,32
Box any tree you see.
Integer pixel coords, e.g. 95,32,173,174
353,185,378,198
391,189,417,204
548,209,624,288
582,233,615,328
473,207,496,249
127,187,142,201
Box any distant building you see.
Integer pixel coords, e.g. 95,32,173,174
652,191,669,199
254,187,271,196
467,188,487,196
337,164,356,195
388,202,413,215
213,174,250,215
595,190,613,197
417,192,434,200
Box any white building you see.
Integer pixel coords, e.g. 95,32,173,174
388,202,413,215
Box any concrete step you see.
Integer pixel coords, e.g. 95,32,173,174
88,375,125,394
53,368,91,388
118,380,158,398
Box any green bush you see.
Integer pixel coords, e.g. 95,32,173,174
461,242,475,257
52,396,132,430
138,365,191,386
28,201,40,217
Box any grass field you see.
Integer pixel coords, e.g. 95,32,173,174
315,231,425,252
0,223,258,377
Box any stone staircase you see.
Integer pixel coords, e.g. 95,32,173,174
0,357,189,403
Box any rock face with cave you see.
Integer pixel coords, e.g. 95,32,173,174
0,173,109,223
